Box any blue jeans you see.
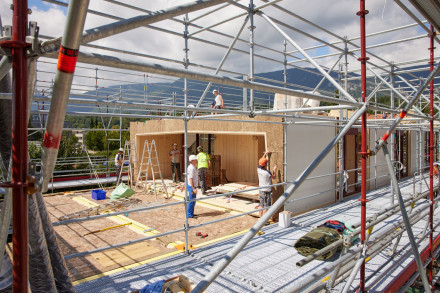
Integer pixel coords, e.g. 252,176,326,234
187,185,196,218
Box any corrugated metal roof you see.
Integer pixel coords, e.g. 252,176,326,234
408,0,440,32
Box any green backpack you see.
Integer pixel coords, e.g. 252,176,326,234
294,227,342,260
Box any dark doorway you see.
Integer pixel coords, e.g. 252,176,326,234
394,130,409,179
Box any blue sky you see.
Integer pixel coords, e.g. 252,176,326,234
29,0,67,13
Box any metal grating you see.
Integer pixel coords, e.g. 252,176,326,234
76,176,438,292
408,0,440,32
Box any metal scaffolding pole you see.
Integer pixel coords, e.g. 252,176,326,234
7,0,29,290
39,0,90,192
183,14,190,255
374,62,440,153
429,24,435,286
0,56,12,81
43,0,231,48
192,15,249,115
70,51,358,106
358,1,368,291
390,64,396,206
258,11,358,104
368,66,425,116
382,144,431,292
395,75,440,112
248,0,255,113
192,103,367,292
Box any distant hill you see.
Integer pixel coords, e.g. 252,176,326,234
31,64,432,125
98,67,351,110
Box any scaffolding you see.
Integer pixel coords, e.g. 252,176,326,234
1,0,440,292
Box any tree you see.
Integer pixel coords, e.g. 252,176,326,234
28,142,42,160
55,132,85,171
108,125,130,150
85,129,106,151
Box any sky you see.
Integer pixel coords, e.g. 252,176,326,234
0,0,435,92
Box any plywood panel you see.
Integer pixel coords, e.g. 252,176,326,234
215,134,261,183
137,134,181,180
345,135,357,193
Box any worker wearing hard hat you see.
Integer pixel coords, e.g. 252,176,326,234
196,146,211,195
257,151,277,220
187,155,198,218
211,89,224,115
115,148,124,185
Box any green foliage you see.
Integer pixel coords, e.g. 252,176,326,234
85,129,106,151
28,142,42,160
64,115,92,129
108,126,130,150
55,132,86,171
58,132,81,158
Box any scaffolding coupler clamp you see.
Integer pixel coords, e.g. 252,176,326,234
356,9,369,17
358,149,372,157
0,25,12,56
357,197,369,203
25,21,42,58
26,175,37,195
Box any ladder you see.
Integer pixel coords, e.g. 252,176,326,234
84,145,104,190
117,140,136,188
135,139,168,200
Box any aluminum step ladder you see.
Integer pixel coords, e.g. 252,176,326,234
135,139,168,200
117,140,137,188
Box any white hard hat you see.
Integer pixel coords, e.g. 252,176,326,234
118,148,124,152
213,89,218,94
189,155,197,162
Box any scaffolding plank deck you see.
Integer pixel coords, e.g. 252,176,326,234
215,182,259,200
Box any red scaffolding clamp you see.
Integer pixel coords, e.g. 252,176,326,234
358,149,372,158
356,9,369,16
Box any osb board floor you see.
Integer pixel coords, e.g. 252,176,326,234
168,185,260,213
43,184,259,282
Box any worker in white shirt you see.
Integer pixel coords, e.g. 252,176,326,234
257,151,277,222
187,155,198,218
115,148,123,185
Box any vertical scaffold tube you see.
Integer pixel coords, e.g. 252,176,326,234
358,0,368,291
183,14,190,255
383,145,431,293
39,0,90,192
248,0,255,114
11,0,28,290
429,24,435,286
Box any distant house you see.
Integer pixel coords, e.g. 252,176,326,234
72,130,87,146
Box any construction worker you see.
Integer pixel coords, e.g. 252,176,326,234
196,146,211,195
169,143,182,183
211,89,224,115
187,155,198,218
115,148,124,185
257,151,277,221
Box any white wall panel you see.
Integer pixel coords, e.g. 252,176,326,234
369,128,390,188
285,118,336,215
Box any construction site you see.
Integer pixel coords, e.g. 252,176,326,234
2,0,440,292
